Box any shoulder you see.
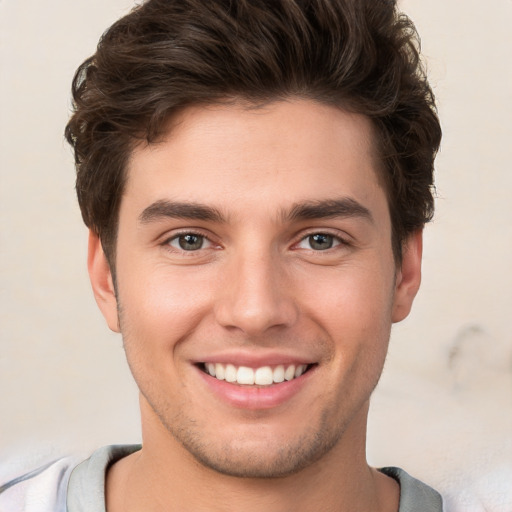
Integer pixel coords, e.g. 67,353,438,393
380,467,444,512
0,445,141,512
67,444,141,511
0,455,79,512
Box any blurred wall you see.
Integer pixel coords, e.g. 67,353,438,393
1,0,511,503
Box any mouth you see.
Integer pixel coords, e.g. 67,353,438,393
199,362,315,386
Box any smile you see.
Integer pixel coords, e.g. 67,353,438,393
201,363,312,386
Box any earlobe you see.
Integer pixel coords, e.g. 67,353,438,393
392,230,423,323
87,230,120,333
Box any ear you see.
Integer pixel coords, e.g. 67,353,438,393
392,230,423,323
87,230,120,333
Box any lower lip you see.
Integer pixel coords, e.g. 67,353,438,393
196,366,314,410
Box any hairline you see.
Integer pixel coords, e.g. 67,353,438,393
101,95,405,279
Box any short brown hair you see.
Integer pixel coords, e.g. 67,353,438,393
65,0,441,266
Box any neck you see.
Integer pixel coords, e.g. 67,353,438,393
106,399,399,512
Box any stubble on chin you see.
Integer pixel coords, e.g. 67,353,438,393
144,396,352,479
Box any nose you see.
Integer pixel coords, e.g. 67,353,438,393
214,249,299,336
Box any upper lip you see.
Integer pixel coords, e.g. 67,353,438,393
192,351,317,368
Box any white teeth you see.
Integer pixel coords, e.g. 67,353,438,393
254,366,273,386
215,363,225,380
273,365,285,383
237,366,255,385
204,362,310,385
295,365,307,378
284,365,295,381
225,364,237,383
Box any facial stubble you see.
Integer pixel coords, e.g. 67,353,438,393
120,328,386,479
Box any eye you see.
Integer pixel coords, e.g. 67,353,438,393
297,233,341,251
168,233,211,251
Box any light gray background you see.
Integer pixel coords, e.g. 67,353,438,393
1,0,511,508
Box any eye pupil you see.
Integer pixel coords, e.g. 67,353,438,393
179,234,203,250
309,234,333,250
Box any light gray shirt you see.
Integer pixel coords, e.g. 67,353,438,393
1,444,443,511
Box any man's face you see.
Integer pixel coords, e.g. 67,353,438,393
90,99,421,478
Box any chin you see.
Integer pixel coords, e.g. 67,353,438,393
166,408,347,479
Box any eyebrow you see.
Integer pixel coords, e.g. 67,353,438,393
139,200,226,224
285,198,374,223
138,197,373,225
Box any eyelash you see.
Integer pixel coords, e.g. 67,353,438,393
162,229,350,254
163,230,215,253
294,231,350,252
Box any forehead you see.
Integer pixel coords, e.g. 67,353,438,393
123,99,387,222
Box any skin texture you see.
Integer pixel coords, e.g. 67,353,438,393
89,99,422,511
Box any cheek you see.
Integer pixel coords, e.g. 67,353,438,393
299,263,395,382
116,271,208,402
117,265,215,353
300,263,395,332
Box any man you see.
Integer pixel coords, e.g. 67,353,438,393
0,0,442,510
